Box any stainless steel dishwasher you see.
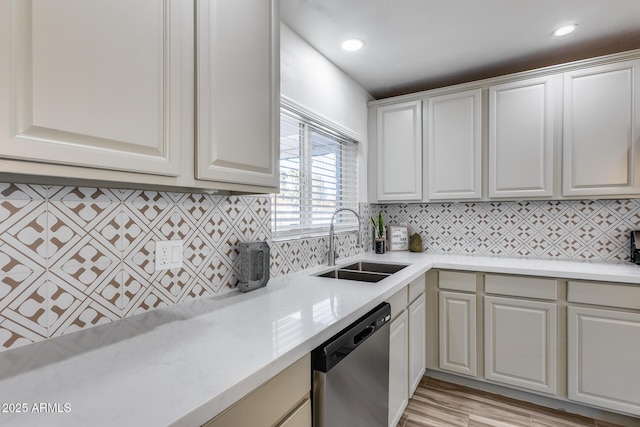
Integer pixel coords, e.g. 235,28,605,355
311,302,391,427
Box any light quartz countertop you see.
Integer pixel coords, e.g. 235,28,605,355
1,253,640,426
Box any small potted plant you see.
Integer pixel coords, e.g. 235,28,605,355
370,212,386,254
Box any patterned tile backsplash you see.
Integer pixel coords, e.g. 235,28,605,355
373,199,640,262
0,183,365,352
1,182,638,352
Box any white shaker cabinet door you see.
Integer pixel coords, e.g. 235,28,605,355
389,310,409,427
568,306,640,416
489,77,555,198
427,89,482,200
376,101,423,201
438,291,477,377
484,296,557,395
562,60,640,196
0,0,188,175
408,293,426,396
196,0,279,188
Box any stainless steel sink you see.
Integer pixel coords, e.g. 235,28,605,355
316,269,390,283
315,262,408,283
341,261,407,274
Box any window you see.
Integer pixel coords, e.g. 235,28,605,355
272,106,358,239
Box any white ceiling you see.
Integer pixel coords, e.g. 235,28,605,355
280,0,640,99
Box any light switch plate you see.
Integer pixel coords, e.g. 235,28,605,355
155,240,183,271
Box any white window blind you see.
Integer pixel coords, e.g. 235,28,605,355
272,107,358,239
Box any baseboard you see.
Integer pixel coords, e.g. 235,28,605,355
425,369,639,427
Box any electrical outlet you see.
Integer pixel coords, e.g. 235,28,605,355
155,240,183,271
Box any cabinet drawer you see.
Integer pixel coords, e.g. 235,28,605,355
485,274,557,300
409,274,426,303
386,287,409,320
204,354,310,427
568,281,640,310
439,271,476,292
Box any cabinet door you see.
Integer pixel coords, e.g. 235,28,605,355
563,60,640,196
376,101,423,201
484,296,557,395
489,77,555,198
409,293,426,396
438,291,477,377
427,89,482,200
196,0,279,187
389,310,409,427
0,0,186,175
568,306,640,416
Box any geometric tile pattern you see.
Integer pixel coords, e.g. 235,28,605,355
374,199,640,263
0,184,282,352
3,180,637,353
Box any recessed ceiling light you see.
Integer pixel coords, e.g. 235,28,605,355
341,38,365,51
554,24,577,37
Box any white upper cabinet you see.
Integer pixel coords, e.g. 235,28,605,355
369,50,640,202
427,89,482,200
0,0,187,176
489,77,555,198
196,0,279,188
376,101,423,201
562,59,640,196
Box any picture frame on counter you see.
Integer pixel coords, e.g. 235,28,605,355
388,225,409,251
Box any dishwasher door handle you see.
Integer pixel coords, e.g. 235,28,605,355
353,325,375,346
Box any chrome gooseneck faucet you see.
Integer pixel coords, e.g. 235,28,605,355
328,208,362,266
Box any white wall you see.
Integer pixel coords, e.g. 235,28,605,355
280,23,372,202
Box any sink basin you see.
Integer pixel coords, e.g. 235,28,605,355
341,262,408,274
314,261,409,283
316,269,390,283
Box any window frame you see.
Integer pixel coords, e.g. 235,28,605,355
272,102,359,241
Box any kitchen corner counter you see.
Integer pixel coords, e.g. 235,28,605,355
1,253,639,426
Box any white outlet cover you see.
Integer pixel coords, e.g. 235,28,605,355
155,240,183,271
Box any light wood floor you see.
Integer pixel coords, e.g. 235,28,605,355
398,377,627,427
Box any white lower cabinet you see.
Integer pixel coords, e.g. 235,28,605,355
484,296,557,395
387,275,426,427
389,309,409,427
438,291,477,377
203,354,310,427
568,306,640,415
278,399,311,427
432,270,640,421
408,293,426,395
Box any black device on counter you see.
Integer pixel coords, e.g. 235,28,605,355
237,241,270,293
631,231,640,264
